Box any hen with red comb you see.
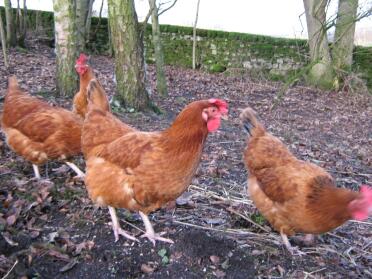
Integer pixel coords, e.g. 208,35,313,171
81,97,228,245
240,105,372,255
73,53,96,118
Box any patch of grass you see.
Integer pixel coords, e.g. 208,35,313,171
15,46,28,53
209,64,227,73
251,213,266,226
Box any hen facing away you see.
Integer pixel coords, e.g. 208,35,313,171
82,80,228,245
240,107,372,255
1,76,85,179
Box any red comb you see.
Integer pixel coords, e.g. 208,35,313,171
76,53,88,65
208,98,228,114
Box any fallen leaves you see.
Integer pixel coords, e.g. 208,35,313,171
0,46,371,279
74,240,95,255
6,215,17,226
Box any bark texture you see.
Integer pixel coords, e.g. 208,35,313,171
75,0,94,51
149,0,168,96
192,0,201,70
0,11,9,68
333,0,358,71
4,0,16,47
17,0,27,47
108,0,151,110
53,0,78,97
303,0,334,89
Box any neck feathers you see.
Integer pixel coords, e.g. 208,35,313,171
80,68,95,90
164,103,209,153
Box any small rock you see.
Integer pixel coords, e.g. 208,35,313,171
210,255,221,265
141,263,155,274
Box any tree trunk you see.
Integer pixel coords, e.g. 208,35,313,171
75,0,93,52
108,0,151,111
0,11,9,68
333,0,358,71
53,0,78,97
16,0,20,36
192,0,201,70
84,0,94,45
303,0,334,89
92,0,104,37
18,0,27,47
4,0,16,47
149,0,168,96
35,10,41,35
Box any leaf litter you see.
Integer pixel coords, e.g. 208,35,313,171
0,41,371,278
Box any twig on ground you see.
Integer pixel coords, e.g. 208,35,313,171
1,260,18,279
226,207,271,233
303,268,327,279
120,218,145,234
329,170,371,178
349,220,372,226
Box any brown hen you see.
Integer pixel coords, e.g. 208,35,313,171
1,76,84,179
73,53,96,118
82,79,228,244
240,107,372,255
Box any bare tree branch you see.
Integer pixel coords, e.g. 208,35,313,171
140,5,155,35
158,0,178,16
192,0,201,70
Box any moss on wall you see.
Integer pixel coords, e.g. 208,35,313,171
353,46,372,89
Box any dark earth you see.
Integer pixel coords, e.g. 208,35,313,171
0,42,371,278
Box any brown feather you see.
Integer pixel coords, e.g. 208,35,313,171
73,67,95,118
82,100,217,214
1,76,82,165
241,107,361,236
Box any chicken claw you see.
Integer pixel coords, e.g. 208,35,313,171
108,207,138,242
280,231,306,256
140,231,174,246
139,211,174,246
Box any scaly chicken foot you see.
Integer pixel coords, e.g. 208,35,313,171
65,161,85,179
108,206,138,242
280,231,306,256
139,211,174,246
32,164,41,179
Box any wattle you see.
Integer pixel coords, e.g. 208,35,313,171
207,118,221,132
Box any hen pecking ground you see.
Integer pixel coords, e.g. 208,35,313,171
0,44,371,278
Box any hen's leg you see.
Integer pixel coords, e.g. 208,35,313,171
32,164,41,179
45,162,49,178
139,211,174,246
280,231,306,256
108,206,138,242
65,161,85,178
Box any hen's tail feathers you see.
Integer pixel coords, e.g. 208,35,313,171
7,76,20,93
87,79,111,112
6,128,48,164
239,107,265,137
